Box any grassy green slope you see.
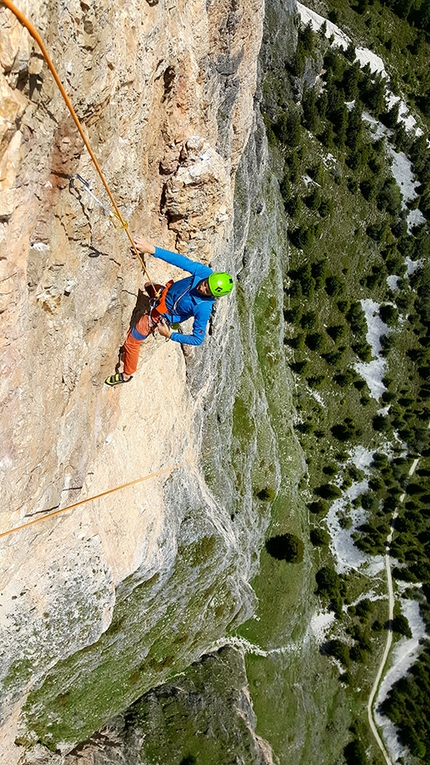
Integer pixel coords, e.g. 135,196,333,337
235,6,430,764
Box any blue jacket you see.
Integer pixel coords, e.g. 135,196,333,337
153,246,215,346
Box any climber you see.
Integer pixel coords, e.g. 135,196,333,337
105,235,234,386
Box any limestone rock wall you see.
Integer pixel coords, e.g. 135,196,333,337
0,0,265,761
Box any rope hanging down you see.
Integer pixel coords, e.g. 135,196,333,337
1,0,155,288
0,450,214,540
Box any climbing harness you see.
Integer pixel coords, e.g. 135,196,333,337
148,280,174,325
0,450,215,541
1,0,157,291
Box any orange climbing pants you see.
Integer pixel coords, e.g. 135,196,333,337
123,282,173,375
123,317,152,376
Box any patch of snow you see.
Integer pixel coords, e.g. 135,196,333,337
362,298,388,356
362,110,383,133
310,609,336,643
303,174,319,186
323,469,386,574
406,256,423,275
322,152,337,168
348,445,375,470
297,3,350,49
355,358,386,400
345,589,387,609
377,406,390,416
396,580,422,595
211,634,302,657
407,208,426,231
309,389,326,407
325,483,368,571
389,149,420,207
362,113,424,232
384,93,423,136
386,275,399,291
353,299,390,400
355,47,387,76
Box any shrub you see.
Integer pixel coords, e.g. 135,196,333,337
349,644,366,663
322,349,345,365
319,199,333,217
257,487,276,501
377,178,402,216
334,370,357,387
275,109,301,146
283,307,301,323
315,483,342,500
327,324,346,342
315,566,343,615
361,493,378,510
380,303,399,325
323,464,337,476
355,598,373,619
331,420,357,441
352,341,372,361
344,739,367,765
300,311,317,329
346,302,367,334
325,275,345,297
295,421,314,434
373,414,390,432
360,178,378,201
305,188,322,210
289,225,316,249
284,334,304,350
324,638,350,667
311,259,328,287
310,528,330,546
307,375,325,388
265,533,304,563
302,85,320,131
372,451,388,467
315,566,339,595
305,332,324,351
285,196,302,217
308,499,328,515
388,614,412,638
280,175,291,205
290,360,308,374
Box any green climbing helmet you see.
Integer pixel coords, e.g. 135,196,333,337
207,272,234,297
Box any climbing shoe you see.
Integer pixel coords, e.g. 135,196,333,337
105,373,133,386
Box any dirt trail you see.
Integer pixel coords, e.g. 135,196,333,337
367,452,422,763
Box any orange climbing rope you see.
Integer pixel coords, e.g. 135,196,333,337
1,0,155,288
0,450,214,540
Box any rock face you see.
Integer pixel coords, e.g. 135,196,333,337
0,0,278,762
61,647,276,765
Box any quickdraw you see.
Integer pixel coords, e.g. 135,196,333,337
70,174,118,221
